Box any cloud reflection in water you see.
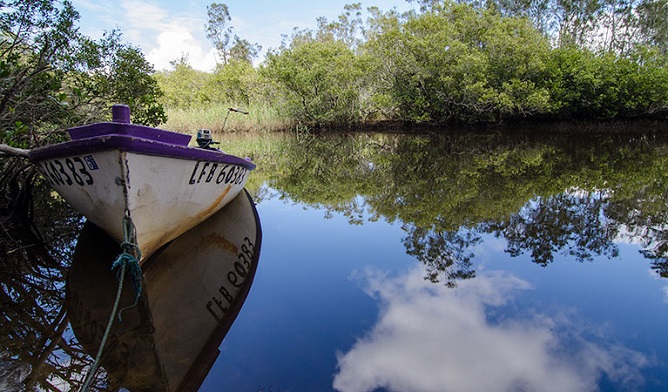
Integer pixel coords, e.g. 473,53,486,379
333,268,650,392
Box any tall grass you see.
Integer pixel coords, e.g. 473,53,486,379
160,102,295,135
206,130,295,192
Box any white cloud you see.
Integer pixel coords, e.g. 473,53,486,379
121,0,171,32
146,28,217,71
334,268,650,392
116,0,217,71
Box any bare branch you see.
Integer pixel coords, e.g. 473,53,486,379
0,143,30,158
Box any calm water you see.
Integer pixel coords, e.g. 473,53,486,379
5,129,668,391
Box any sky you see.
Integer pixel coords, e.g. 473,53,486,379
70,0,413,72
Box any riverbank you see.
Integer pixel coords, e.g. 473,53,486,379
161,104,668,137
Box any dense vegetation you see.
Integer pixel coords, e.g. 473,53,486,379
0,2,166,389
0,1,165,149
157,0,668,130
2,0,668,135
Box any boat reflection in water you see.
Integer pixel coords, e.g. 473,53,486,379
66,189,261,391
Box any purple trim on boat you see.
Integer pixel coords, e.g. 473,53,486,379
29,135,256,170
68,122,191,146
28,104,255,170
69,104,191,146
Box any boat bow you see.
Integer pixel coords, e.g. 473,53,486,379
28,104,255,261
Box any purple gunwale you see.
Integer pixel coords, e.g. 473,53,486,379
28,105,255,170
68,122,191,146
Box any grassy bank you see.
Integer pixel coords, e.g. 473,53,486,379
160,102,295,135
160,103,668,137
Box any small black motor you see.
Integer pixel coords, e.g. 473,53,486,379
196,129,219,149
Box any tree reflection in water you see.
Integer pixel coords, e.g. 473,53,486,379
238,128,668,287
0,159,95,391
487,191,620,266
403,226,479,287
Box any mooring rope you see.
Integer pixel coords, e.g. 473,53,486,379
114,214,143,318
80,213,142,392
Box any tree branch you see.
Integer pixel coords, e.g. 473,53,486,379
0,143,31,158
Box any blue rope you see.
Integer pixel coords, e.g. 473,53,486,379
113,240,143,320
80,214,142,391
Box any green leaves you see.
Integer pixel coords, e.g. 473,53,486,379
263,39,370,125
206,3,233,64
0,0,167,147
545,45,668,119
167,1,668,129
106,46,166,127
205,3,261,65
366,3,552,124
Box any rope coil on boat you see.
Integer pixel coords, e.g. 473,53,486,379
80,212,143,392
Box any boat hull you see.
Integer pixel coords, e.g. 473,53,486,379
34,149,250,260
28,104,255,261
67,188,262,392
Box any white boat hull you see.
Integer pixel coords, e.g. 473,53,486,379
35,150,250,261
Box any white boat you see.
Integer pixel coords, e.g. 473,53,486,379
67,188,262,391
28,104,255,262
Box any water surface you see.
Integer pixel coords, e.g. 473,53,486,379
5,128,668,391
205,130,668,391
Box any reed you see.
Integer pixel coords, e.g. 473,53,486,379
208,130,294,192
213,130,292,165
161,102,294,135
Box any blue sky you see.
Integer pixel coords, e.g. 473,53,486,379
70,0,412,71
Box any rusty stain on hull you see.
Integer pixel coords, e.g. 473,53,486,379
201,233,238,254
197,185,232,220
